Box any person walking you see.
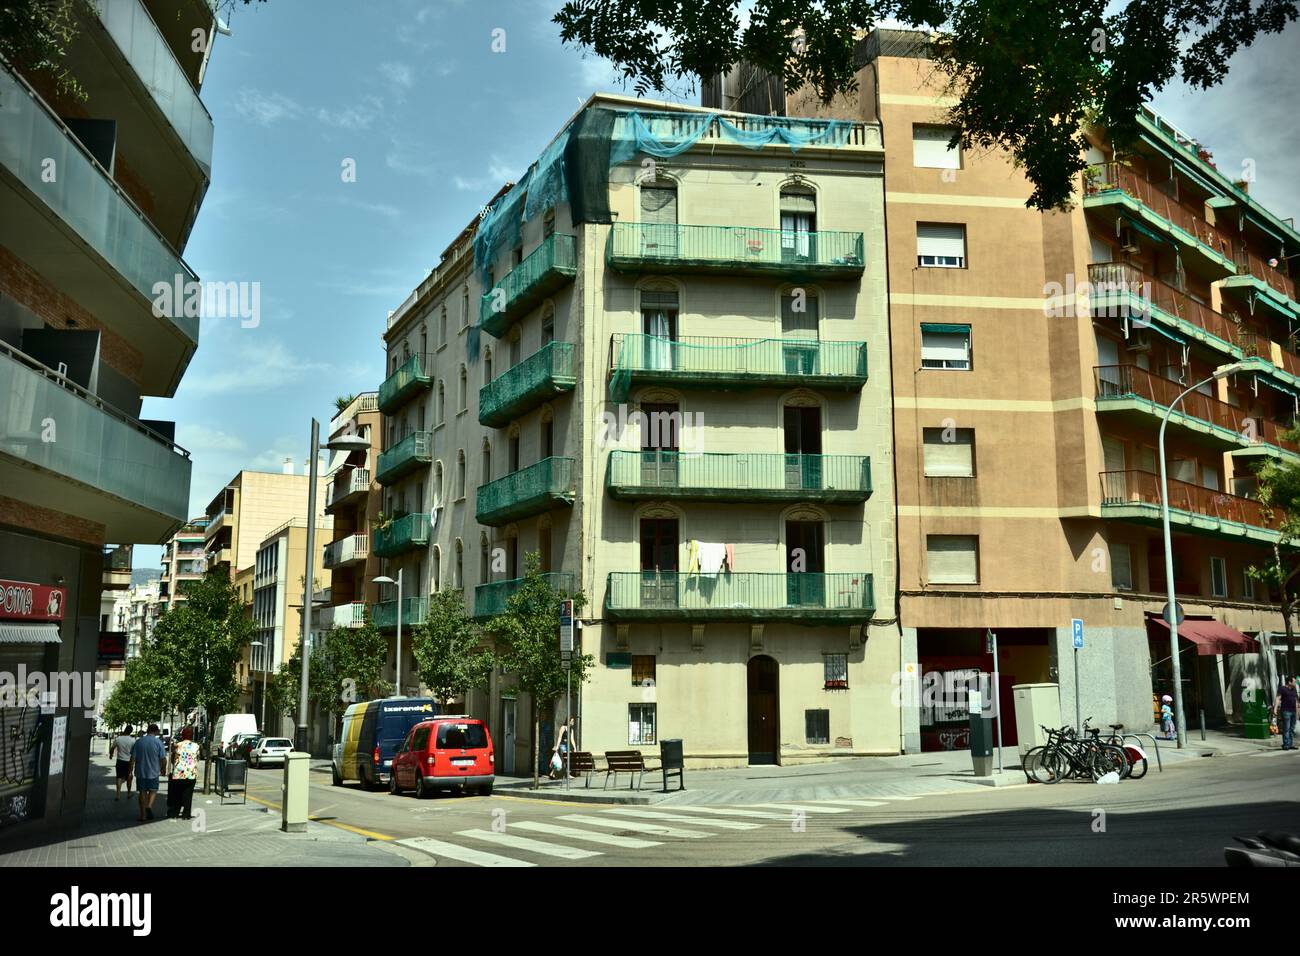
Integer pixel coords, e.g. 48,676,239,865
110,725,135,801
166,727,200,820
129,723,167,822
1274,677,1298,751
1160,695,1176,741
548,716,576,780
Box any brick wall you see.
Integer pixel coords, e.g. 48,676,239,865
0,494,104,547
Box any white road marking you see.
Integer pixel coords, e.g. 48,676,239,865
558,813,711,839
604,808,762,829
660,806,793,821
397,836,534,867
512,820,661,848
458,828,602,860
750,803,853,814
808,799,888,808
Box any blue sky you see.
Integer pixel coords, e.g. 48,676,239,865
135,0,1300,567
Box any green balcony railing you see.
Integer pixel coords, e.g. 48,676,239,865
378,354,432,414
375,431,432,485
0,62,199,344
372,596,428,630
0,343,190,531
479,342,577,427
605,572,873,622
480,234,577,337
476,457,575,526
371,513,431,557
474,572,575,619
607,222,864,278
610,334,867,400
607,452,871,503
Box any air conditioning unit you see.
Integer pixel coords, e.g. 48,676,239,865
1127,329,1153,352
1118,226,1140,255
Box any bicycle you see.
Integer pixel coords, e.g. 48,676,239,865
1024,723,1127,783
1083,719,1148,780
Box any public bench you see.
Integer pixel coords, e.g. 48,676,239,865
602,750,646,790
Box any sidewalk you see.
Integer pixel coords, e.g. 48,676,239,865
496,726,1280,805
0,754,407,867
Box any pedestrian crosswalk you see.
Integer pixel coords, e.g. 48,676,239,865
394,794,930,867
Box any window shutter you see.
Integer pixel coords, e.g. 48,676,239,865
917,223,966,259
912,126,960,169
779,192,817,214
927,535,978,584
641,185,677,224
1109,543,1132,589
923,429,974,476
781,294,820,336
920,330,970,365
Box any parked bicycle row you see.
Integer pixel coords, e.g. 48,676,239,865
1023,720,1152,784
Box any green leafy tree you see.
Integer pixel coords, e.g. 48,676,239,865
101,652,173,728
484,554,591,789
411,589,495,708
0,0,93,100
1248,449,1300,681
554,0,1298,210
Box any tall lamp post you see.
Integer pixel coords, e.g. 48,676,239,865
1158,360,1247,749
373,572,404,696
249,640,264,732
296,418,370,753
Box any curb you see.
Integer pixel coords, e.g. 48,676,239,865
494,786,663,805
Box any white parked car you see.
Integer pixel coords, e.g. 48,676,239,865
249,737,294,767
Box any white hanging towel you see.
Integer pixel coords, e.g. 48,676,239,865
698,542,727,573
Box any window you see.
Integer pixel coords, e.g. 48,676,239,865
1210,557,1228,598
913,125,961,169
433,462,444,508
461,289,470,329
436,382,445,424
805,709,830,745
542,311,555,346
454,541,464,588
640,181,677,224
1110,542,1133,590
632,655,656,687
543,208,556,238
920,324,971,369
781,290,819,338
458,366,468,412
823,654,848,690
431,547,441,592
456,451,466,499
917,223,966,268
1242,568,1255,600
629,703,656,745
927,535,979,584
439,305,447,348
780,186,817,259
923,427,975,477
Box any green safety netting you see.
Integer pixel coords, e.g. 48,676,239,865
607,110,852,168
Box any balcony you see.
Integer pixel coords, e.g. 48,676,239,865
378,354,432,414
373,596,428,631
607,452,872,503
375,431,432,485
103,544,133,589
85,0,214,241
605,572,874,622
607,222,865,279
1221,245,1300,319
476,457,575,527
474,573,574,620
1094,365,1300,457
0,63,199,395
0,343,189,541
323,533,369,569
480,234,577,338
1082,163,1236,279
610,335,867,400
371,513,430,557
1100,470,1281,543
479,342,576,427
1087,262,1243,356
326,467,370,512
318,601,367,630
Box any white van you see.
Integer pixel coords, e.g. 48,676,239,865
212,714,258,755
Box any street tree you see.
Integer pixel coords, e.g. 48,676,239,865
484,554,592,789
1247,446,1300,681
410,589,496,709
276,616,391,750
101,651,174,729
553,0,1298,210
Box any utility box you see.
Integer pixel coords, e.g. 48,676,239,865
281,752,309,833
1242,688,1272,740
1013,683,1061,757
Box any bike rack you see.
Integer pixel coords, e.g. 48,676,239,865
1122,732,1162,772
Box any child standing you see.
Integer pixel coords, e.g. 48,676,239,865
1160,694,1176,741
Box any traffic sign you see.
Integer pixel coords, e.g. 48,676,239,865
1071,618,1084,649
1161,602,1185,627
559,599,574,654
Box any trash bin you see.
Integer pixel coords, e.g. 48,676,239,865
221,759,247,804
659,738,684,792
1243,689,1272,739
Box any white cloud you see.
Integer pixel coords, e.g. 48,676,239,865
180,339,332,397
337,195,402,219
453,157,522,193
175,424,247,453
234,88,302,126
379,61,415,90
317,95,384,130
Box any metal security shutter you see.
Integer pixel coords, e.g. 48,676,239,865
912,125,960,168
923,429,974,476
920,328,970,367
926,535,978,584
640,184,677,224
917,223,966,260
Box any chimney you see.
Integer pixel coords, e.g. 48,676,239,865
302,459,310,476
1233,179,1250,196
282,457,294,475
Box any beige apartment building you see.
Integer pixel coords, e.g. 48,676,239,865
770,29,1299,750
0,0,221,832
159,518,208,609
203,467,328,578
380,94,896,771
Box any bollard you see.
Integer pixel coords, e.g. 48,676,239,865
281,752,309,833
1199,709,1206,742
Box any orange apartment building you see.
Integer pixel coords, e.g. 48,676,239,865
766,29,1300,750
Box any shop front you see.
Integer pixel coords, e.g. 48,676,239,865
1146,613,1260,728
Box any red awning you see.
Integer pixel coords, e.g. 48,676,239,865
1146,616,1260,655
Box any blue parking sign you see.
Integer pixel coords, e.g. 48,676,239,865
1071,619,1084,649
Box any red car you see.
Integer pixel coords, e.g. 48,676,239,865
390,716,494,798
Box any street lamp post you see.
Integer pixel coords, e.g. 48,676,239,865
295,418,370,754
373,572,403,695
249,640,264,733
1158,360,1247,749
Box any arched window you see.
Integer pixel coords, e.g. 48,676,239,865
781,286,820,338
436,381,446,424
439,304,448,347
480,534,491,581
456,450,466,499
431,546,441,592
484,347,494,385
433,461,444,507
482,439,492,484
454,539,464,589
459,365,468,411
780,184,817,260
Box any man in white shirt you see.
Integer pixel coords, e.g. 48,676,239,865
109,725,136,801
